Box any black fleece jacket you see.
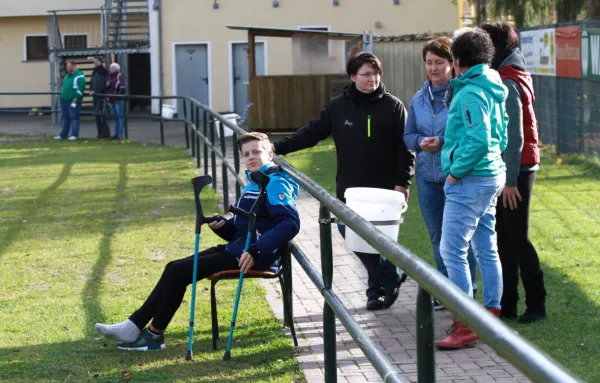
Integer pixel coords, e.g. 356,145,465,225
274,82,415,202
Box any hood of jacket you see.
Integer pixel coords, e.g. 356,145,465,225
450,64,508,104
498,49,535,103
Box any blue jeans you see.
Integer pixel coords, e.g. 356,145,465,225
338,223,399,300
440,174,505,309
416,177,478,292
110,101,125,137
59,100,81,138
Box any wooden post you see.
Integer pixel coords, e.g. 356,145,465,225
248,31,256,79
247,31,257,129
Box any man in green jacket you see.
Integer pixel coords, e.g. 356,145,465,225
435,29,508,350
54,60,86,141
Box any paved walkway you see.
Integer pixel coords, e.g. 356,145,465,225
1,116,531,383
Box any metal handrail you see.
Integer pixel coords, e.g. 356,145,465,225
0,92,583,383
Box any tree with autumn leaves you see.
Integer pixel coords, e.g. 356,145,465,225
456,0,600,28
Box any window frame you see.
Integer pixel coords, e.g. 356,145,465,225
62,33,90,50
23,34,49,62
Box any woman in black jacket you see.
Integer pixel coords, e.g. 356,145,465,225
274,53,415,310
89,57,111,139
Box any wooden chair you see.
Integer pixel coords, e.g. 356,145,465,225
207,247,298,350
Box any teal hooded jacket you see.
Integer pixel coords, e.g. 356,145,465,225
441,64,508,179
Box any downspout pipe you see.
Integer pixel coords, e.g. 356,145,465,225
153,0,164,110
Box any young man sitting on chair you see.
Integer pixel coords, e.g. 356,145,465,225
95,132,300,351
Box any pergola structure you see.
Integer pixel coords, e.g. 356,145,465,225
226,25,371,131
227,25,366,77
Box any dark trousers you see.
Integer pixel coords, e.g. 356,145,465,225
496,171,547,310
129,245,239,331
337,224,399,300
93,96,111,138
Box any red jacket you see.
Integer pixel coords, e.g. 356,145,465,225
498,65,540,166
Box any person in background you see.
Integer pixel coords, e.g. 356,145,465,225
107,63,127,140
90,56,111,139
54,60,85,141
404,37,478,310
273,53,415,311
480,22,547,324
435,30,508,350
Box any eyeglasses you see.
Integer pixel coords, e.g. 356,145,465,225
356,72,380,78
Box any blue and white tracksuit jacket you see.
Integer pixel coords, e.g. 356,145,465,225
212,162,300,272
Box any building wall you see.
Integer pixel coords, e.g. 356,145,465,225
161,0,459,112
0,0,102,17
0,14,101,109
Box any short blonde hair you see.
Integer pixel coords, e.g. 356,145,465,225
237,132,271,152
110,63,120,72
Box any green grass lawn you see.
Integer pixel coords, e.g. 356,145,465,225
0,136,303,383
280,138,600,382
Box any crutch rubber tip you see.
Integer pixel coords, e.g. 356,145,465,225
185,350,193,361
222,351,231,361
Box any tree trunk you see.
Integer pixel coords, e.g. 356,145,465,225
514,5,526,28
588,0,600,19
476,0,488,24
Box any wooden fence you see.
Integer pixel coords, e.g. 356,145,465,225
247,35,448,132
248,74,348,132
374,39,429,107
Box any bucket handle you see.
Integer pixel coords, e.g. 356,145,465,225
399,201,408,214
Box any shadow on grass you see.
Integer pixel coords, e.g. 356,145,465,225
0,325,301,382
0,160,74,260
82,160,128,332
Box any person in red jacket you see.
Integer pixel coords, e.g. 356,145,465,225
480,22,547,323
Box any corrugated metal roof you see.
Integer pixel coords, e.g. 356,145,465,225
226,25,364,39
374,32,453,42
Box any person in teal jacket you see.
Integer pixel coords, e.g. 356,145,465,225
54,60,86,141
435,29,508,350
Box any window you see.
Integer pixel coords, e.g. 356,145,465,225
298,26,330,58
25,35,49,61
64,34,88,50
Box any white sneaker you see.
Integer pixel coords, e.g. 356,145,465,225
68,136,77,141
54,135,64,140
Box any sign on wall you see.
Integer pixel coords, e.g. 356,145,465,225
581,28,600,82
520,28,556,76
556,26,581,78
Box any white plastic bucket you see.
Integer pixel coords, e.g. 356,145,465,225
161,104,176,119
215,113,239,137
344,187,408,254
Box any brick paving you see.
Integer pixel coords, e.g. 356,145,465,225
1,116,532,383
261,193,532,382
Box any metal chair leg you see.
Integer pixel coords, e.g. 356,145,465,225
211,279,219,350
279,275,298,346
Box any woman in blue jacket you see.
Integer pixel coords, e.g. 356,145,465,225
404,37,477,309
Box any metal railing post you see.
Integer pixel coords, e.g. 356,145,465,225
195,105,200,169
210,117,217,189
232,133,241,201
282,243,294,328
416,287,435,383
124,96,129,140
190,104,196,157
203,111,209,175
219,121,229,210
159,97,164,145
183,100,189,150
319,204,337,383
